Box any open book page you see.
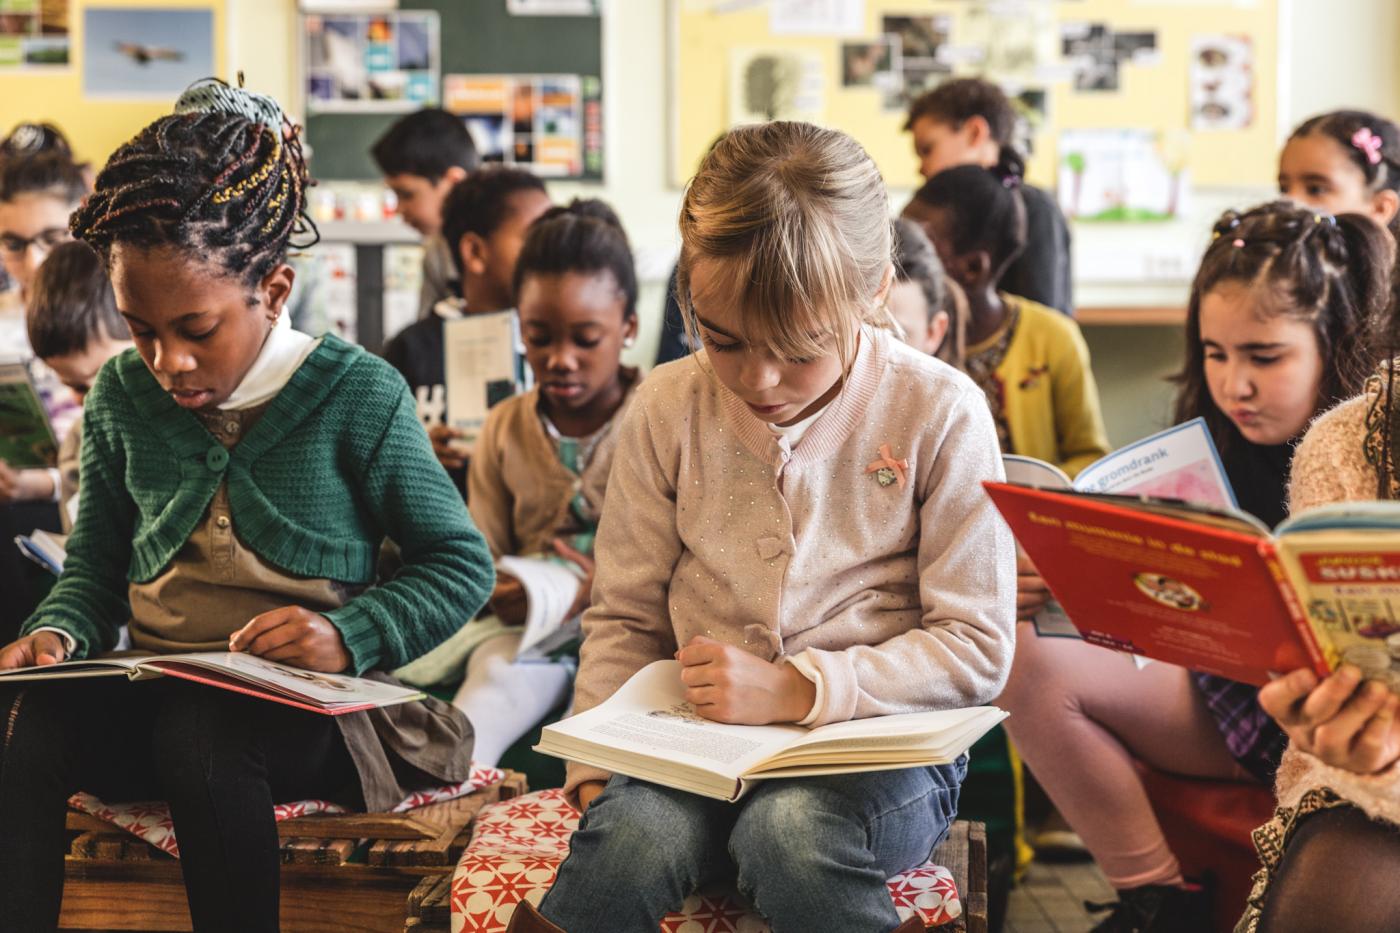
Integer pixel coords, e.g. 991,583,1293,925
0,362,57,469
498,555,582,661
0,653,152,681
754,706,1006,774
537,660,807,799
986,482,1326,686
147,652,424,710
15,529,67,575
443,310,524,447
1273,512,1400,686
1072,418,1236,508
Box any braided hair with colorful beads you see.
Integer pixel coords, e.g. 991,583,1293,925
70,86,317,289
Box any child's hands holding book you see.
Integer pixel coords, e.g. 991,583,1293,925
676,636,816,725
427,424,471,471
1015,549,1052,622
0,630,68,668
229,606,351,673
1260,664,1400,774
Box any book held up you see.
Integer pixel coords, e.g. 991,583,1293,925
535,660,1007,802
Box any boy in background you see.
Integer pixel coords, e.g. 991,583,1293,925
905,77,1073,316
371,108,481,322
383,167,551,493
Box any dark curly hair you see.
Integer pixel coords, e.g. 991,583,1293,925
70,109,316,289
1289,110,1400,234
1173,200,1392,460
513,198,636,320
909,155,1028,283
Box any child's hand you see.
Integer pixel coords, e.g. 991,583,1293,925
229,606,352,673
427,425,470,471
676,635,816,725
0,631,68,669
577,780,606,811
0,461,55,505
1016,550,1052,622
1259,664,1400,774
552,538,595,619
490,575,528,625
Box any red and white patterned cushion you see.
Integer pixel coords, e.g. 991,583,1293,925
68,764,507,858
450,789,962,933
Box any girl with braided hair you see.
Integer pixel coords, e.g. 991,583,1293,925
1279,109,1400,235
998,200,1393,933
0,94,495,932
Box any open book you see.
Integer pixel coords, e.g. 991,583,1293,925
443,309,529,448
0,651,425,715
1004,418,1234,639
498,555,582,661
536,660,1007,802
0,361,57,469
986,483,1400,689
15,528,66,576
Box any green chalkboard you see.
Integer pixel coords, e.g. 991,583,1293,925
304,1,602,181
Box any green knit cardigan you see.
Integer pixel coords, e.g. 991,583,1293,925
22,336,496,674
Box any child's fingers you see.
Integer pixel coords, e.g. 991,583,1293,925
33,632,67,666
1353,696,1400,772
1312,680,1390,761
679,662,716,688
676,637,722,667
552,538,594,571
1258,668,1319,723
1299,665,1364,726
231,607,299,653
0,639,32,670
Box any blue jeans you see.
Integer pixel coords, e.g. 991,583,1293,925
538,758,966,933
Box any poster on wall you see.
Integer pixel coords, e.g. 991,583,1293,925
1189,34,1253,131
0,0,69,69
304,11,439,113
82,8,213,97
769,0,863,36
444,74,602,178
728,47,824,126
1060,22,1159,93
1057,129,1188,222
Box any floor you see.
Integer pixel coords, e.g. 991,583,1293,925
1004,858,1117,933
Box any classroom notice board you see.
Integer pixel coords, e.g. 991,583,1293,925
670,0,1278,192
303,1,602,181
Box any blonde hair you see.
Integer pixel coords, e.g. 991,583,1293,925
676,122,894,367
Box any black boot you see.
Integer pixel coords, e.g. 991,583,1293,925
1086,879,1213,933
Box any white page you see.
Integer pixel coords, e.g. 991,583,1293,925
499,555,582,660
1072,417,1235,508
443,311,521,445
154,652,421,706
541,660,800,780
780,706,1006,753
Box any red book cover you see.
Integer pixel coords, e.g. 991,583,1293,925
985,482,1329,686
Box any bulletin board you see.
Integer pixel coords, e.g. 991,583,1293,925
669,0,1279,193
0,0,227,169
302,1,603,181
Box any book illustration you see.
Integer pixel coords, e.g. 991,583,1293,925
0,362,58,469
1132,573,1207,612
1115,458,1228,507
537,660,1005,802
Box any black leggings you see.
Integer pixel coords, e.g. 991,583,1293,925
1257,804,1400,933
0,678,360,933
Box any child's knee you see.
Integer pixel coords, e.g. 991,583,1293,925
578,780,715,874
729,783,831,870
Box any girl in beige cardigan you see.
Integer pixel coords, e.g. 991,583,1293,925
508,124,1015,933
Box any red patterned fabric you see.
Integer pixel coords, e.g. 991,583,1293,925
450,789,962,933
68,765,507,858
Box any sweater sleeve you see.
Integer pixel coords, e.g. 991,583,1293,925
1049,318,1111,478
324,384,495,673
466,406,515,559
1289,395,1376,513
565,395,684,797
797,386,1018,726
20,373,134,658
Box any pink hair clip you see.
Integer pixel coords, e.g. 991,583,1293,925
1352,127,1384,166
1232,238,1245,248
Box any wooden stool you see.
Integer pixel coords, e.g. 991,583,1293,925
58,771,529,933
404,818,989,933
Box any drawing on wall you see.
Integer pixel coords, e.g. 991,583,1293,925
841,35,898,88
1060,22,1159,92
880,14,951,109
955,0,1060,86
1190,34,1253,130
769,0,864,36
0,0,68,68
728,47,824,125
83,8,212,97
304,11,439,113
1058,128,1188,222
445,74,600,178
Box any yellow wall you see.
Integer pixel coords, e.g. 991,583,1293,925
0,0,227,167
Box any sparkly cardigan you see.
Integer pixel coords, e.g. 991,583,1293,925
1284,390,1400,826
566,326,1017,795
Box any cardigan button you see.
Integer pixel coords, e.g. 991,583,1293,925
205,446,230,472
756,536,785,560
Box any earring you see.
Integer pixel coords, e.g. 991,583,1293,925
624,337,636,348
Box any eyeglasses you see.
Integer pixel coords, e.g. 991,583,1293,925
0,228,70,256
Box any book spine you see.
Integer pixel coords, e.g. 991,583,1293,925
1259,540,1332,678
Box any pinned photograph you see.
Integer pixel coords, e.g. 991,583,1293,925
1190,34,1253,130
445,73,594,178
304,11,439,113
82,7,211,97
840,35,897,88
880,14,951,109
1061,22,1158,93
0,0,70,69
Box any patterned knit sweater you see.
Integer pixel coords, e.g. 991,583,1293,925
1284,389,1400,826
22,336,496,674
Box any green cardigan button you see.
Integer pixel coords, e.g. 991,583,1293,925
205,446,230,472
